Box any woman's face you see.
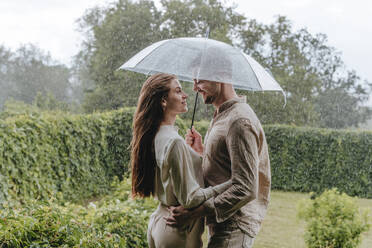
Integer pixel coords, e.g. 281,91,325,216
164,79,188,115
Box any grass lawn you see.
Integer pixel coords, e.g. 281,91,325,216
202,191,372,248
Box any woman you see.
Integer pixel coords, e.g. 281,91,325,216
130,73,230,248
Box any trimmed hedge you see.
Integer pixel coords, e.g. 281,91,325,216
1,109,372,205
0,109,134,204
0,108,189,204
266,125,372,198
176,121,372,197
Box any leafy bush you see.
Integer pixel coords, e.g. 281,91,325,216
298,188,370,248
0,178,157,248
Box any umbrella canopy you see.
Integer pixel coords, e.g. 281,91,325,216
119,37,284,93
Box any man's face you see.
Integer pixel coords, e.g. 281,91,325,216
193,79,220,104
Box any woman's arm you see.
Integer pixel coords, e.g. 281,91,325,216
166,139,231,209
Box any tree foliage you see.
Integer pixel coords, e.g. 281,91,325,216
239,16,371,127
75,0,371,128
0,44,73,110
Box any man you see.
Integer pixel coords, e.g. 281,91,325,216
165,77,271,248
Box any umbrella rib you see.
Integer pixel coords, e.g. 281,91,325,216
239,51,286,107
131,39,170,74
239,51,263,90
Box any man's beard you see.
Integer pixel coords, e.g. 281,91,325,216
204,95,215,104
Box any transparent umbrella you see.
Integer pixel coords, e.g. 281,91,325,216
119,37,285,126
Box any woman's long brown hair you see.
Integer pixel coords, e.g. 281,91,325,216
131,73,176,198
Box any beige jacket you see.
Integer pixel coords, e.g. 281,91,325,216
202,97,271,238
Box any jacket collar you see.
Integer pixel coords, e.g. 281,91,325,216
215,95,247,116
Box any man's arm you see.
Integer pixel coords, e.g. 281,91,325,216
165,202,212,227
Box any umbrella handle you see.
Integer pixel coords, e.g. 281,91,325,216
190,92,199,130
190,27,207,131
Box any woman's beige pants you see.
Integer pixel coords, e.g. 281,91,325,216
147,204,204,248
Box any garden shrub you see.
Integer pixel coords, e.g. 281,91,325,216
298,188,370,248
0,178,157,248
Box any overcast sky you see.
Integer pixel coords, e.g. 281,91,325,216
1,0,371,85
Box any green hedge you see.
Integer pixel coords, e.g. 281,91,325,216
0,109,133,204
1,109,372,205
265,125,372,198
172,120,372,197
0,108,189,205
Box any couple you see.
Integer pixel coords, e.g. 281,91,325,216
130,73,270,248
